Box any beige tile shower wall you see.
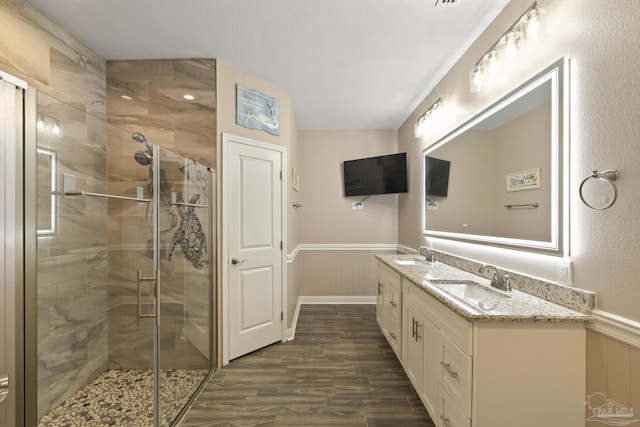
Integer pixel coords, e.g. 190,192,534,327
0,1,109,420
586,330,640,424
106,59,216,168
0,0,106,118
106,61,216,369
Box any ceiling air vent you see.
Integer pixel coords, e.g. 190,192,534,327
435,0,457,6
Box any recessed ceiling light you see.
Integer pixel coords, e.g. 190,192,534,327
121,95,133,100
183,94,195,100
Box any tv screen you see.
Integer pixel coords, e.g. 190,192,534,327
425,156,450,197
343,153,408,197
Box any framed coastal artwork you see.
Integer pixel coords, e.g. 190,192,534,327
506,168,541,192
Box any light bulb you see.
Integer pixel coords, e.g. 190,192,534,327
37,116,44,130
523,8,542,40
469,65,484,93
52,122,62,138
414,117,425,138
501,32,521,57
486,50,499,72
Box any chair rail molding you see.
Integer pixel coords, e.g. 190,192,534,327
287,243,398,263
588,309,640,350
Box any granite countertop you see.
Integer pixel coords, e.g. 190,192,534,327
376,254,591,323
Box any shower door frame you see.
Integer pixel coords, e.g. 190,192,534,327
0,71,35,427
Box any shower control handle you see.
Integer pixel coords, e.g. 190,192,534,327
231,258,247,265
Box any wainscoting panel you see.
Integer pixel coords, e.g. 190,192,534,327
585,329,640,425
299,248,395,297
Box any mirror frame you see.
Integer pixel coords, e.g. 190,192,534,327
422,58,568,255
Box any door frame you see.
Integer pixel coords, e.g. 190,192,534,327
221,133,287,365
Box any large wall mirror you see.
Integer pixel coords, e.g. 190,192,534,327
423,58,567,255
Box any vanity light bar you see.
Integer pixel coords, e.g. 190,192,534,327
470,2,544,93
414,98,443,138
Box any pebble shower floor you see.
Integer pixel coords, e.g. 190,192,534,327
37,369,208,426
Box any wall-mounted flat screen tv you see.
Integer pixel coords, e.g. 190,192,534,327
343,152,408,197
425,156,450,197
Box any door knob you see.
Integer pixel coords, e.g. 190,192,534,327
231,258,247,265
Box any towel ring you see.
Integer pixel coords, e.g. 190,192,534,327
579,169,619,210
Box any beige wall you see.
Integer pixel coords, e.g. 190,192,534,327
398,0,640,418
490,102,551,241
398,0,640,322
215,62,302,326
289,130,399,300
298,130,399,244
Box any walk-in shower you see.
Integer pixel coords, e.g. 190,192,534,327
29,91,215,426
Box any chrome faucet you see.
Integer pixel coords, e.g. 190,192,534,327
478,264,512,291
417,246,435,262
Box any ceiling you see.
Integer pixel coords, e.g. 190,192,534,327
27,0,510,130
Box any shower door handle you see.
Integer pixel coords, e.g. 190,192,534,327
0,374,8,403
137,270,159,326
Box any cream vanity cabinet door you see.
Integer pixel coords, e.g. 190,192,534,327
403,279,440,419
402,294,424,389
376,261,402,358
376,276,385,331
471,322,585,427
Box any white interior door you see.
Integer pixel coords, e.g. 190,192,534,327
223,134,284,361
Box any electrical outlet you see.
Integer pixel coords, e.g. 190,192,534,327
352,201,364,210
557,260,572,285
426,201,438,210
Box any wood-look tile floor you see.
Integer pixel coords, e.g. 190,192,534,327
181,304,435,426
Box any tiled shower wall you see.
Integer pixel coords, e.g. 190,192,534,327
105,59,216,369
106,59,216,169
0,0,110,420
36,93,109,419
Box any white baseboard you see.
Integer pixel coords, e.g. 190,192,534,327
589,309,640,350
298,295,377,305
288,296,377,340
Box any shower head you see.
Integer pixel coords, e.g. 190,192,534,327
132,132,153,155
134,150,153,166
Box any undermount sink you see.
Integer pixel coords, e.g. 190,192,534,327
394,258,429,266
431,281,510,312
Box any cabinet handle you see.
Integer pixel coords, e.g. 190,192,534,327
411,317,416,338
378,282,383,296
440,415,452,427
390,332,397,340
390,300,397,307
440,361,458,378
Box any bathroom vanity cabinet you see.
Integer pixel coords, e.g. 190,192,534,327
377,258,587,427
376,261,402,358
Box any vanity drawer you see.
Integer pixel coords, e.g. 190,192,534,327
425,292,472,355
438,386,471,427
440,333,472,418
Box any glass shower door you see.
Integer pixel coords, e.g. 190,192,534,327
155,146,212,426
